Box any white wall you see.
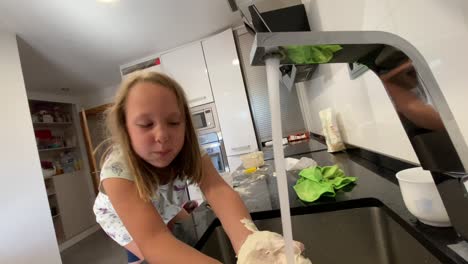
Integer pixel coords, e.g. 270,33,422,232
80,84,118,110
0,31,61,263
298,0,468,163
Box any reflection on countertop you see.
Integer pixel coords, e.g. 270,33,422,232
261,138,328,161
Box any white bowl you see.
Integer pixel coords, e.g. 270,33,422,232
396,167,451,227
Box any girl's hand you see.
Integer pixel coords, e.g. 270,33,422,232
103,178,220,263
237,220,311,264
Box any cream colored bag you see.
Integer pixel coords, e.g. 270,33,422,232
319,108,346,152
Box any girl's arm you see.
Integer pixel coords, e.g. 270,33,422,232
103,178,220,264
199,155,253,253
379,60,444,131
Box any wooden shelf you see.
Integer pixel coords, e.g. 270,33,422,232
38,146,75,152
44,171,77,180
33,122,73,126
30,99,94,248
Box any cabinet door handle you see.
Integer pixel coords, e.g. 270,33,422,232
231,145,251,151
189,96,207,103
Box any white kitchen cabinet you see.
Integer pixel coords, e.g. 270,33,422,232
161,42,213,107
54,171,95,239
227,155,243,171
202,29,258,157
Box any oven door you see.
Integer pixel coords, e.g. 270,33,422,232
203,142,226,173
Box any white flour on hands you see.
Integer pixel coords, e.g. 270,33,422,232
237,219,312,264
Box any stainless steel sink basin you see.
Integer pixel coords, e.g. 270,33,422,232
198,200,447,264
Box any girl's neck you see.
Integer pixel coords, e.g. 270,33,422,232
158,166,175,185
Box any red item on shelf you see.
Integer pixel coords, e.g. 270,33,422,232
287,132,310,142
40,160,54,169
35,129,52,139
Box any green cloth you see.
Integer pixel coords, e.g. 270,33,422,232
284,45,343,64
293,165,357,202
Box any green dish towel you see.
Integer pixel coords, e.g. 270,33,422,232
293,165,357,202
284,45,343,64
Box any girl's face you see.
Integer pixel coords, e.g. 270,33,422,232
125,82,186,168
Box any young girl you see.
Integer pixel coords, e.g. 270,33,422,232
93,71,253,263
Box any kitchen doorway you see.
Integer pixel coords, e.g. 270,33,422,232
80,104,113,195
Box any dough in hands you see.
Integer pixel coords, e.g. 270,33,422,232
237,219,312,264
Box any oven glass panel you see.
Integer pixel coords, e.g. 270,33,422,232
210,153,224,172
193,112,207,130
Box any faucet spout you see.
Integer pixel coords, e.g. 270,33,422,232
250,31,468,240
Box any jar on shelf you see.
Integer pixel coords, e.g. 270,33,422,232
54,161,63,175
42,114,54,123
53,106,64,123
60,152,75,173
50,136,64,148
74,158,82,171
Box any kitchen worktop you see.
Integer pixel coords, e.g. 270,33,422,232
261,138,328,160
172,143,468,264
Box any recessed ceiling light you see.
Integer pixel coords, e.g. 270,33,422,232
97,0,119,3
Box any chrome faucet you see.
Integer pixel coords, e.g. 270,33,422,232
250,31,468,241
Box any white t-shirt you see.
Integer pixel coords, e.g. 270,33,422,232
93,147,205,246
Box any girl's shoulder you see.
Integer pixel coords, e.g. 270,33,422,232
100,147,134,182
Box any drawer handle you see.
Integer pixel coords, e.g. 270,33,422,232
231,145,251,151
189,96,207,103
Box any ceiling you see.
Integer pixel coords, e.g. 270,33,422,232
0,0,241,95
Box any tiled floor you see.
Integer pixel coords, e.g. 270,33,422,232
61,230,127,264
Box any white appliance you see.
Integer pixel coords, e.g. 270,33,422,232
199,132,228,173
187,104,228,205
202,29,259,170
190,102,220,135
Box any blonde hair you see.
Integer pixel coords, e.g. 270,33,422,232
101,71,203,201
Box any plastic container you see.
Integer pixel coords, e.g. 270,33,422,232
42,168,56,178
240,151,265,169
60,152,75,173
396,167,451,227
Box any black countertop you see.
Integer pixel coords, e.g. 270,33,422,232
261,138,328,161
173,143,467,264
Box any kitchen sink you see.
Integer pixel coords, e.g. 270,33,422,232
198,199,448,264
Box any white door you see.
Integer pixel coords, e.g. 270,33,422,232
161,42,213,107
202,29,258,156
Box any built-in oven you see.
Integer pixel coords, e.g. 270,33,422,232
187,132,229,205
199,132,228,173
190,102,220,135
